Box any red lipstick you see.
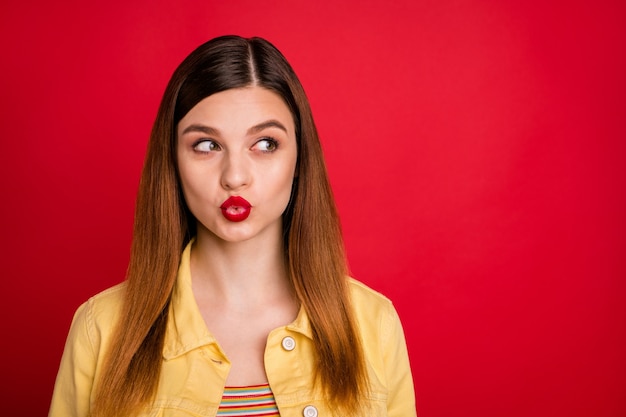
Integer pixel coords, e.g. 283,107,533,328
220,196,252,222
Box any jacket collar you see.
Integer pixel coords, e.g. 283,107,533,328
162,240,313,360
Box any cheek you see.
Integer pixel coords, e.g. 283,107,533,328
177,166,194,200
275,162,298,206
178,165,211,206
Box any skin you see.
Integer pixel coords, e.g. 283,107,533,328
176,86,299,386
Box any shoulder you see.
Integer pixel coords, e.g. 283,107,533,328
347,277,394,313
69,283,126,349
347,277,416,413
49,283,127,415
79,282,126,321
347,278,400,337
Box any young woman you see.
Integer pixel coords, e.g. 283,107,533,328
49,35,416,417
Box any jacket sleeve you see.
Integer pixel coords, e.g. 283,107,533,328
48,300,97,417
382,301,417,417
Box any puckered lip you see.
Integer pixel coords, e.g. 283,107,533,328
220,196,251,209
220,196,252,222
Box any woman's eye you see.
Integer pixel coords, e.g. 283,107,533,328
255,138,278,152
194,140,220,153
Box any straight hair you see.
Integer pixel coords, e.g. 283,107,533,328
91,35,368,416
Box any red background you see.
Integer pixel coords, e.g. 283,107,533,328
1,1,625,416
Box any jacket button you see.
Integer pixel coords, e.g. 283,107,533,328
281,336,296,351
303,405,318,417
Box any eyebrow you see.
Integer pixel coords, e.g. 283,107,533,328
181,120,288,136
247,120,288,134
181,124,220,136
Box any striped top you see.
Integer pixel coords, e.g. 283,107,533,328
217,384,280,416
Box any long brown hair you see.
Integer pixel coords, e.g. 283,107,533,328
92,35,368,416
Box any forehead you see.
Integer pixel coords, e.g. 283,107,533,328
177,87,295,135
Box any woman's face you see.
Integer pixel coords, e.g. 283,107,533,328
177,87,298,244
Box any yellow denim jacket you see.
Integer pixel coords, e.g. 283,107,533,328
49,243,416,416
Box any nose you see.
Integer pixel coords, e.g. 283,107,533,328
220,151,251,190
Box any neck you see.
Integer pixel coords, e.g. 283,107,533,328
190,227,292,308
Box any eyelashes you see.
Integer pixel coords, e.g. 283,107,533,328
255,138,278,153
193,139,221,153
192,137,280,154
